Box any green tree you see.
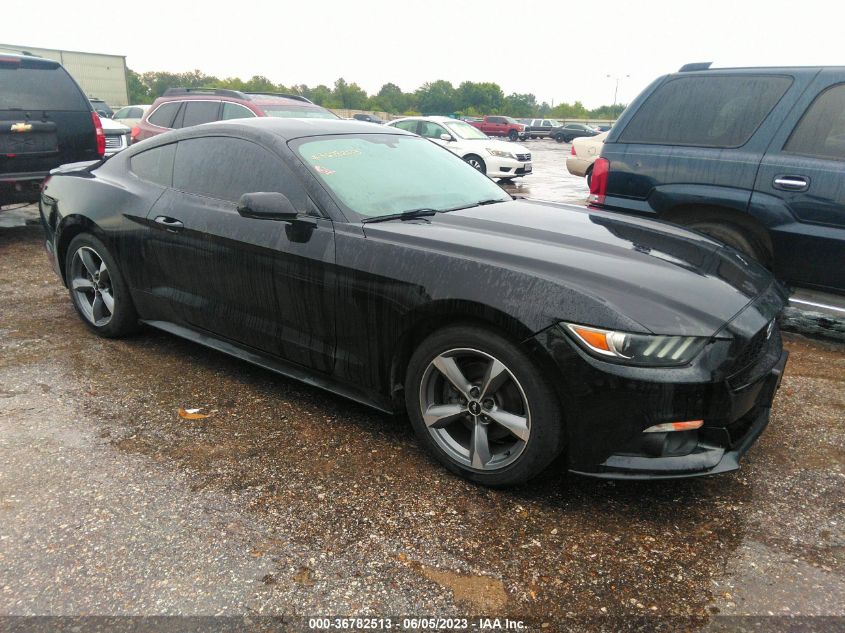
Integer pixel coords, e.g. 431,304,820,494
371,82,408,114
126,69,152,104
416,80,457,115
331,78,368,109
456,81,504,113
502,93,537,117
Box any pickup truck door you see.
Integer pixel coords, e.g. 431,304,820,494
751,70,845,293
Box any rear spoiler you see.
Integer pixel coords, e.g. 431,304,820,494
49,160,103,177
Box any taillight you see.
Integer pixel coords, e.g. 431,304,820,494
130,126,140,143
570,145,576,155
92,112,105,156
40,175,52,192
588,157,609,205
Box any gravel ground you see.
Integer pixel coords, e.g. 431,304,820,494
1,142,844,631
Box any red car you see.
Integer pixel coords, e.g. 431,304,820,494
132,88,337,143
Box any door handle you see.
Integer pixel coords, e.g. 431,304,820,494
773,176,809,192
154,215,184,232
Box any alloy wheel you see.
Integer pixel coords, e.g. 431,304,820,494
419,348,531,471
69,246,115,327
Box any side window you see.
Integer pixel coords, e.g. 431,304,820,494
180,101,221,128
114,107,130,119
419,122,446,139
130,143,176,187
784,84,845,161
619,75,793,148
393,120,419,133
147,102,181,128
172,136,308,209
542,120,552,127
130,107,143,118
222,102,257,120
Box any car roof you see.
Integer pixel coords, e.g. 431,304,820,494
390,115,461,123
136,118,416,147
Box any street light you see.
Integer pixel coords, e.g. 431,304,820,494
606,74,630,106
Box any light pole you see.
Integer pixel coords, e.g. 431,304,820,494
606,74,630,107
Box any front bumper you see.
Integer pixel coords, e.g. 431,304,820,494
487,156,533,179
571,350,787,479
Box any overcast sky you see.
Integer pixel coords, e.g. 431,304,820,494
4,0,843,108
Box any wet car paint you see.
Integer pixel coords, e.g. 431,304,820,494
38,118,790,478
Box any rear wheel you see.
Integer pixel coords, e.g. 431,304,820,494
508,130,518,142
554,133,565,143
65,234,139,338
464,154,487,175
405,325,565,486
586,165,594,188
684,220,768,264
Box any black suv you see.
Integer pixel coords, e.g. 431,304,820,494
1,52,103,207
591,63,845,304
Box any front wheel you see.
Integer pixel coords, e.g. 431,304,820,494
463,154,487,175
405,325,565,486
65,233,139,337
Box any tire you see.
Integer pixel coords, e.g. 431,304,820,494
65,233,140,338
405,325,565,486
508,130,518,142
684,220,767,263
554,133,565,143
464,154,487,175
586,165,593,189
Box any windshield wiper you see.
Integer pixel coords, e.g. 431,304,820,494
361,208,440,224
446,198,509,212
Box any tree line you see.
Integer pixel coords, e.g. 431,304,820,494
127,69,625,120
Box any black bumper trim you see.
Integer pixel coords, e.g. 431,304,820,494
570,350,788,481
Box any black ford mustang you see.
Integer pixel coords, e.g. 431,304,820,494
39,118,788,486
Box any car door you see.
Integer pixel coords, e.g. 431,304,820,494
752,72,845,293
146,134,336,372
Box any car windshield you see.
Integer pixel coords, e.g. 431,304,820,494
443,120,489,140
294,134,510,220
261,107,338,119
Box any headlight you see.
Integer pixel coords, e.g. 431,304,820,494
563,323,708,367
487,148,515,159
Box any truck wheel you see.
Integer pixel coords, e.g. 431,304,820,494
464,155,487,175
685,221,767,264
508,130,518,142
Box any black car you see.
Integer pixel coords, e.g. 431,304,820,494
89,98,114,119
40,118,787,486
591,63,845,308
554,123,601,143
1,52,104,207
352,113,384,124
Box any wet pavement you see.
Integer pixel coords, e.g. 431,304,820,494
1,142,844,630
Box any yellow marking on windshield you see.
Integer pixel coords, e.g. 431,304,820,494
310,148,362,161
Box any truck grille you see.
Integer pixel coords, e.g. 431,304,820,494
515,153,531,162
105,135,125,150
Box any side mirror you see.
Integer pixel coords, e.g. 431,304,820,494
237,192,298,221
439,133,454,142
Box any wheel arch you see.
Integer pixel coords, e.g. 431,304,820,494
387,300,554,410
55,215,109,285
658,204,774,266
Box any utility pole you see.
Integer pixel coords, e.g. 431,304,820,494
606,74,630,106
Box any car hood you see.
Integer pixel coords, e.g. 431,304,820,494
362,199,779,336
458,138,529,154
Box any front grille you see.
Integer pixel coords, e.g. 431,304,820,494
732,320,775,372
515,153,531,162
104,135,125,150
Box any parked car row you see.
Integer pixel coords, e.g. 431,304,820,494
518,118,604,143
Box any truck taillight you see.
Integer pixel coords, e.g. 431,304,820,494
92,112,105,156
588,157,609,205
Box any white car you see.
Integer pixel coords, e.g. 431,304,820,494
100,117,131,156
566,131,608,186
112,104,150,129
387,116,532,181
